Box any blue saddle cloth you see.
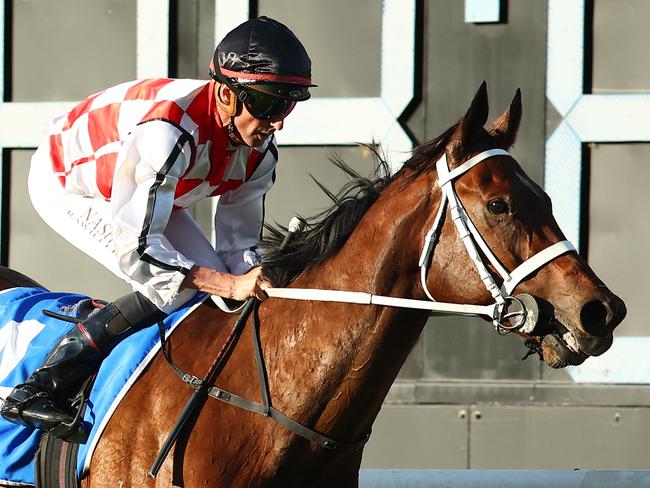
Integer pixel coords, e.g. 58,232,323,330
0,287,206,486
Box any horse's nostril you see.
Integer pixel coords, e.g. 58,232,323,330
580,300,609,337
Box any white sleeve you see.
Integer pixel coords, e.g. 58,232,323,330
214,139,278,275
111,120,196,310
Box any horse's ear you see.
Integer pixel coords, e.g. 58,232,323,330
449,81,489,162
487,88,522,149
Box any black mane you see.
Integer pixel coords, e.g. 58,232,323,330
261,125,459,286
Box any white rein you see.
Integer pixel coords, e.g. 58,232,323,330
265,149,575,334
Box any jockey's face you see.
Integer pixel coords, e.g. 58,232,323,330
235,101,286,148
217,84,289,148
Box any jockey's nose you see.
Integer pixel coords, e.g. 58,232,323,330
272,119,284,130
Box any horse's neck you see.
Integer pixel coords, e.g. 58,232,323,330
313,172,438,293
281,173,437,442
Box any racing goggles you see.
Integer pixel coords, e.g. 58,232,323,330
210,66,309,121
236,87,298,121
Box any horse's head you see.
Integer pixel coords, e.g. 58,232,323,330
419,82,626,368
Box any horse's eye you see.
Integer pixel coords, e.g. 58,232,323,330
487,199,509,215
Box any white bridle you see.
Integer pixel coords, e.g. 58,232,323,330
418,148,574,331
264,149,575,334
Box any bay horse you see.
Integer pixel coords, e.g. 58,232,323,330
0,83,625,487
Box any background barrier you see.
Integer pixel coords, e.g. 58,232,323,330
359,469,650,488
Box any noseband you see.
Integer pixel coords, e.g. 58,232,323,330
267,148,575,335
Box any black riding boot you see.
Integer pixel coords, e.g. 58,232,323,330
0,292,166,443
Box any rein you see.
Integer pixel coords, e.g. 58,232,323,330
149,220,368,478
148,299,258,477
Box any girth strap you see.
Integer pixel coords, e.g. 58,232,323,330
160,301,370,453
34,432,80,488
204,386,370,450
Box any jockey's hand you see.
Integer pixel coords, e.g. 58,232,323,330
181,265,275,301
231,266,274,301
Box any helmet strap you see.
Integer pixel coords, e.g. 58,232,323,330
227,116,245,146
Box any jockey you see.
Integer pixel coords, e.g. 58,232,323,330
0,16,314,443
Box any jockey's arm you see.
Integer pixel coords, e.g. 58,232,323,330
213,137,278,274
113,123,277,310
193,139,278,301
112,122,196,311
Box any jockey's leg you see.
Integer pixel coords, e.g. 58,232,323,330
0,292,166,443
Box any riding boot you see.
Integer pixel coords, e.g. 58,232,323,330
0,292,166,443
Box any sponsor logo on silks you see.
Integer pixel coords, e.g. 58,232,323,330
66,207,115,252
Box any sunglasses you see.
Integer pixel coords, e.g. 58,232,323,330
237,87,297,121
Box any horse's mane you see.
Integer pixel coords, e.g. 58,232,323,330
261,124,459,286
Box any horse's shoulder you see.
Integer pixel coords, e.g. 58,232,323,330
174,297,237,339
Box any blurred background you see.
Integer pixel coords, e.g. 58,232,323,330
2,0,648,469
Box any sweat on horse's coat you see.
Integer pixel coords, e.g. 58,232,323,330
0,287,206,485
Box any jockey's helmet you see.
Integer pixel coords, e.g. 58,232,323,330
209,16,315,121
